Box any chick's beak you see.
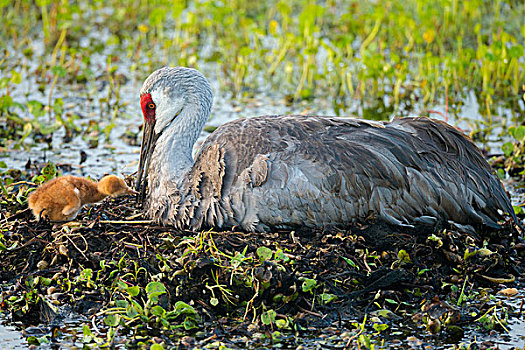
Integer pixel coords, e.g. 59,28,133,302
136,119,159,204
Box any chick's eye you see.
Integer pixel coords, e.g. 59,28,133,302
147,103,155,109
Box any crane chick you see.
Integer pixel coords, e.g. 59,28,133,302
28,175,136,222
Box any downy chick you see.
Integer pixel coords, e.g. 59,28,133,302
28,175,136,222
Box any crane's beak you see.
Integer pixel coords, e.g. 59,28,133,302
136,119,159,204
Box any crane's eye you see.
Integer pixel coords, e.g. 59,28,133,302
147,103,155,109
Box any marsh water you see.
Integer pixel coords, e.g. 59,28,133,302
0,296,524,349
0,322,27,350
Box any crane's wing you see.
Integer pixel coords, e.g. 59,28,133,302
176,116,515,232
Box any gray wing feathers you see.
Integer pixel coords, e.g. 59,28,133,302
389,117,516,227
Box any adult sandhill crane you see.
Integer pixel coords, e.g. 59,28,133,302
135,67,517,233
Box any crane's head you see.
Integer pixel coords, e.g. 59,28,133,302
135,67,213,203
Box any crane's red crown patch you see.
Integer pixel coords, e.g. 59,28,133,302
140,93,156,122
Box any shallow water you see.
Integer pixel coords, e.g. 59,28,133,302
0,320,28,349
1,316,523,349
485,295,525,350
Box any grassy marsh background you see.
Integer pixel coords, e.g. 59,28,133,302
1,0,524,126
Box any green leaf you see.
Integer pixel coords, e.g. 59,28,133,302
374,309,398,319
0,77,9,90
416,268,429,277
515,126,525,141
126,301,141,318
104,314,120,327
502,142,514,157
183,316,198,330
239,46,252,56
27,336,40,345
146,282,166,303
35,0,49,6
10,71,21,84
373,323,389,332
126,285,140,297
172,2,184,18
27,100,44,117
82,324,93,343
261,309,276,325
301,278,317,293
397,249,411,263
0,95,13,110
509,45,524,59
26,275,39,288
146,282,166,295
79,268,93,281
231,252,246,268
320,293,337,304
342,256,357,268
275,318,289,329
51,65,67,77
150,344,165,350
173,301,196,316
0,181,8,198
0,0,11,8
149,7,166,26
274,249,290,262
115,299,129,308
150,305,166,317
41,162,57,180
115,280,128,291
257,246,273,261
40,277,52,286
359,333,371,348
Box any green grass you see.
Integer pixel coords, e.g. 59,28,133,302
1,0,523,116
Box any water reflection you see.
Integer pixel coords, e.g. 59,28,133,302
0,319,28,349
